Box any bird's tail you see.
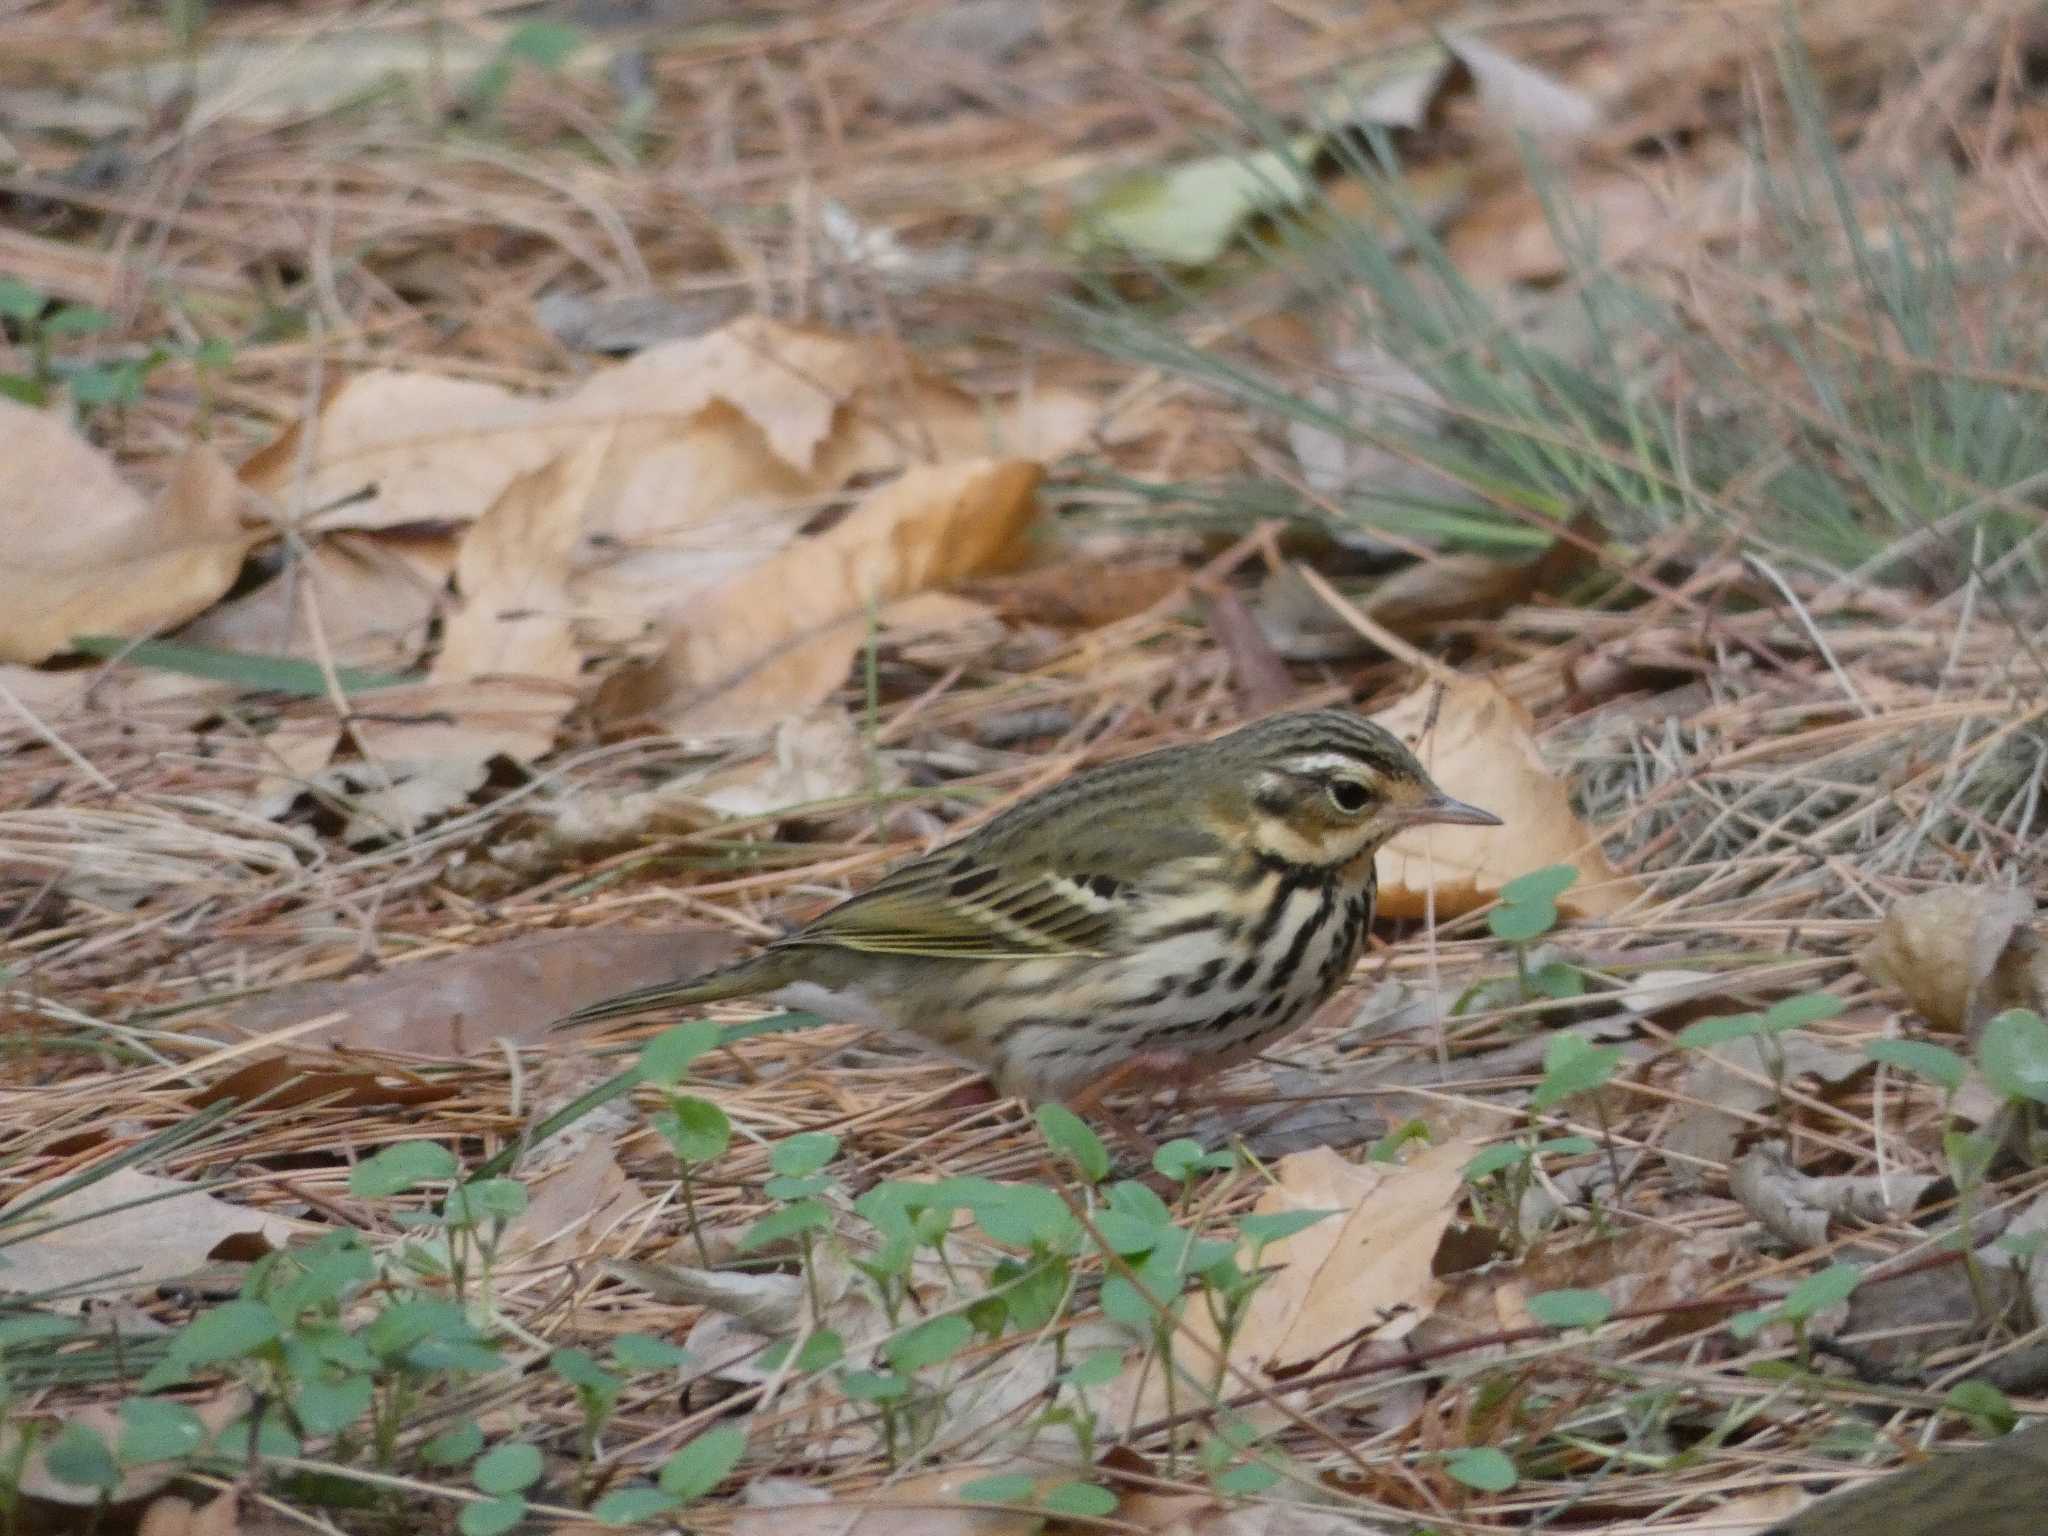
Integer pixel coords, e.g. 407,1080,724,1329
549,951,789,1033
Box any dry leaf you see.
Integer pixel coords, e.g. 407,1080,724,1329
237,370,547,533
190,1057,456,1112
1371,676,1636,918
502,1138,648,1267
1859,886,2045,1035
138,1489,246,1536
336,442,595,834
1730,1141,1937,1249
179,532,451,673
646,458,1042,735
212,927,742,1054
0,1167,304,1309
696,710,888,819
731,1467,1050,1536
1132,1139,1472,1429
1444,33,1601,142
1664,1035,1869,1182
0,420,262,663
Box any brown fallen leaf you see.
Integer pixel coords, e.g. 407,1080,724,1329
1125,1139,1473,1431
632,458,1043,735
138,1489,246,1536
1371,675,1637,919
338,440,596,835
178,531,452,674
210,927,742,1054
502,1138,649,1268
0,1166,304,1309
237,369,550,533
191,1056,455,1112
1858,886,2045,1036
0,421,263,663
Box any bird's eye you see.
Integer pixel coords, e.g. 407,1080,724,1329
1327,779,1373,814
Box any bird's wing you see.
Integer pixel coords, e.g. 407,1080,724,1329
785,851,1129,960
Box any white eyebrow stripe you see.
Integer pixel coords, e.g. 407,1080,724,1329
1280,752,1369,778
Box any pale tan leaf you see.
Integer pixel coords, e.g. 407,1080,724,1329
331,441,596,829
1445,33,1600,141
0,1168,304,1310
1372,676,1636,918
1236,1139,1473,1372
503,1139,649,1267
179,532,451,673
238,370,548,532
1858,886,2045,1035
654,459,1041,735
0,423,263,663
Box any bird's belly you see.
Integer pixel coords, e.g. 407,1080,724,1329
998,877,1375,1101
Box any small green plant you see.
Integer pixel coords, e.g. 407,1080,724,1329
642,1022,733,1262
1487,866,1584,1002
0,278,234,413
1464,1135,1597,1241
1731,1262,1865,1367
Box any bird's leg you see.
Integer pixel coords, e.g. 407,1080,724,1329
1063,1050,1197,1149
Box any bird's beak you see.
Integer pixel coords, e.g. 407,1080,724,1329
1399,791,1503,829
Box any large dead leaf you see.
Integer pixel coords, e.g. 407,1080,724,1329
1859,886,2045,1035
0,1167,304,1309
1123,1140,1473,1430
628,458,1043,735
237,371,550,533
177,532,451,673
334,441,595,834
1371,676,1636,918
211,927,742,1054
223,316,1103,825
0,416,262,663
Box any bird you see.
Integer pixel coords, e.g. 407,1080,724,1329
552,709,1499,1117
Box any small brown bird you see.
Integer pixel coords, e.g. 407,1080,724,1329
553,710,1497,1112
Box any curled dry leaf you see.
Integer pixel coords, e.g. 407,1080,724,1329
1859,885,2045,1035
213,927,742,1054
0,409,262,663
1371,675,1636,919
1730,1141,1938,1250
0,1166,305,1310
